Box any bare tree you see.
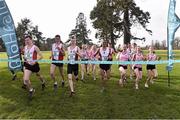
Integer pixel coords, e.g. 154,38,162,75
173,37,180,49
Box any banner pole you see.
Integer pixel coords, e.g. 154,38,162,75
168,71,170,87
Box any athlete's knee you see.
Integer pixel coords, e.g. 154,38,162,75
121,70,126,75
50,73,55,78
154,72,158,78
136,74,140,79
68,74,72,80
24,79,29,85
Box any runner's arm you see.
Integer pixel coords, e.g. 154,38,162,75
35,46,43,60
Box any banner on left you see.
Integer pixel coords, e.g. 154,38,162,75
0,0,22,71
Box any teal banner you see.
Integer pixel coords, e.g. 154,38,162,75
0,0,22,71
167,0,180,71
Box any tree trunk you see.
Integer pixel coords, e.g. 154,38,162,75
110,25,115,50
123,8,131,44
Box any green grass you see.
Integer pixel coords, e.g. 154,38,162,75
1,51,180,119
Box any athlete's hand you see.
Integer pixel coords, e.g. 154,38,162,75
49,56,52,59
158,57,161,61
59,49,65,55
108,56,112,60
143,56,147,61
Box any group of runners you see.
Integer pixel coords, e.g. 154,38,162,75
1,34,161,99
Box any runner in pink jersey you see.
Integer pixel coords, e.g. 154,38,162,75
80,44,89,81
145,46,160,88
132,46,145,89
90,45,98,80
116,44,130,87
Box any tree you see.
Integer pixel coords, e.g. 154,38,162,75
173,37,180,49
90,0,152,48
123,0,152,44
161,40,166,50
45,37,54,51
16,18,33,46
154,40,160,49
16,18,45,49
66,13,92,47
90,0,119,49
31,26,46,50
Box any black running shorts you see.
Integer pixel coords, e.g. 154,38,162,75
67,64,79,76
24,62,40,73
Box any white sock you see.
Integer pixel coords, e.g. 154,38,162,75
30,88,33,91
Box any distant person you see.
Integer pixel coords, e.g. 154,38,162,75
80,44,89,81
89,45,98,80
116,44,130,87
50,35,65,92
67,36,81,97
145,46,160,88
94,41,111,92
132,46,145,90
23,35,45,100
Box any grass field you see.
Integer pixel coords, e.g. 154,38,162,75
1,50,180,119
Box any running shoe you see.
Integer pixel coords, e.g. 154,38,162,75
61,81,65,88
29,88,35,100
69,91,75,97
42,83,45,91
145,83,149,88
135,84,139,90
54,83,58,92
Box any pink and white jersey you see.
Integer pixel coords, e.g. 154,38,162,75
90,50,97,60
67,46,78,64
134,53,144,68
52,43,63,60
24,45,37,65
80,49,88,60
99,47,110,61
87,50,91,59
117,51,129,61
116,51,129,66
147,53,157,61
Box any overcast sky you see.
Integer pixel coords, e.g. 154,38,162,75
5,0,180,46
